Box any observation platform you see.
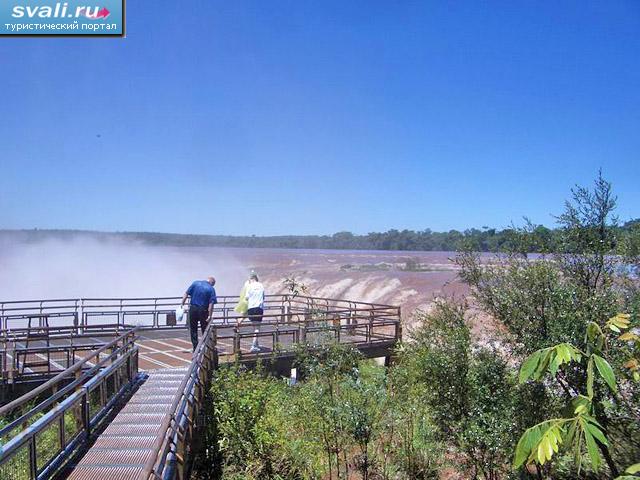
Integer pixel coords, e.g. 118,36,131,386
0,295,401,479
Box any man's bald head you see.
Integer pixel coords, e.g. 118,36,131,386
207,276,216,286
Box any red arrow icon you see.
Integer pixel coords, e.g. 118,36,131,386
95,7,110,19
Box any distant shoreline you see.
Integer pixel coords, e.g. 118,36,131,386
0,222,637,253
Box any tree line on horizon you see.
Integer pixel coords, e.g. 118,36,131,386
2,217,639,253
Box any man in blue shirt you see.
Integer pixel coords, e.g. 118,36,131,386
181,276,217,350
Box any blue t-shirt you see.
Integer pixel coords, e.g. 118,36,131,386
186,280,217,308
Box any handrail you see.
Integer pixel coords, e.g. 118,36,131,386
0,343,140,480
281,294,393,308
1,295,394,312
1,295,399,335
1,323,132,338
142,319,218,479
0,326,138,419
0,340,136,445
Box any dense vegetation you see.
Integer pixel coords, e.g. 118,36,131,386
195,174,640,479
3,217,638,253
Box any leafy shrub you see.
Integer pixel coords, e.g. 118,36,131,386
403,301,521,479
207,366,310,479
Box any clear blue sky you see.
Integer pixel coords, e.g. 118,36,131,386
1,1,638,235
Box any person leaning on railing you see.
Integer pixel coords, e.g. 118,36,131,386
181,276,217,351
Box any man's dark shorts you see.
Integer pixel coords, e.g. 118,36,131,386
189,305,209,350
247,307,263,323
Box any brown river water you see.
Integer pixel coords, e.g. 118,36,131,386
1,239,500,337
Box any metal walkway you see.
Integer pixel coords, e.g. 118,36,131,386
67,369,187,480
0,295,401,480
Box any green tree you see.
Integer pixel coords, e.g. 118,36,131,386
514,314,639,477
457,174,640,478
401,300,520,479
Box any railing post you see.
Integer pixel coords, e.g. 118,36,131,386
74,368,85,436
178,433,187,479
212,337,219,371
59,414,66,451
301,315,307,343
8,339,16,384
348,303,356,335
368,310,374,344
110,344,116,366
29,435,37,479
82,388,90,436
78,298,84,334
81,298,88,334
234,326,241,361
0,333,5,383
131,348,138,381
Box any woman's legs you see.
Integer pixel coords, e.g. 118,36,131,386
247,307,264,351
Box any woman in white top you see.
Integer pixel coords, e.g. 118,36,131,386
243,272,265,353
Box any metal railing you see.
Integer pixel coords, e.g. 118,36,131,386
143,321,219,480
0,299,81,331
1,324,134,384
0,295,401,480
1,295,398,330
219,305,401,360
0,328,139,480
2,295,400,386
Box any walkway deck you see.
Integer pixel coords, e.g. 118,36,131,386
135,323,382,369
67,369,186,480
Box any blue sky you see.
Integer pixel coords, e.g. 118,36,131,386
1,0,638,235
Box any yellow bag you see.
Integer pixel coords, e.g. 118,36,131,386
234,283,249,314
